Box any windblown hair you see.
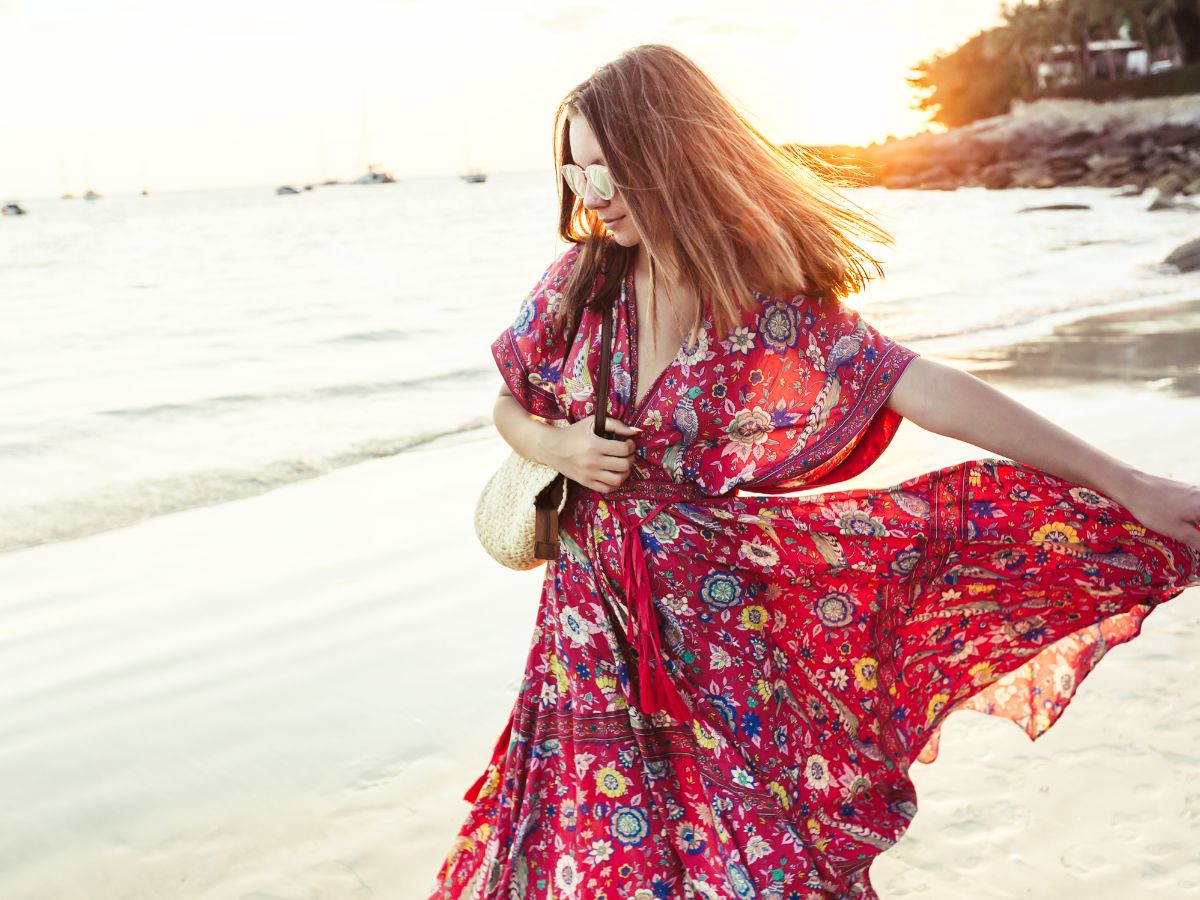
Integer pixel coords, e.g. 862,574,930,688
552,43,893,346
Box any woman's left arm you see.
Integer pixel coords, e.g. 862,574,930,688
886,357,1200,551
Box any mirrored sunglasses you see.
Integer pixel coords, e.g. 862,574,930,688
559,163,615,201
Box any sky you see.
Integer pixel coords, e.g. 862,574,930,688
0,1,1007,198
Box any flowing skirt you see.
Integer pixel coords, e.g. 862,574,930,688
428,457,1199,900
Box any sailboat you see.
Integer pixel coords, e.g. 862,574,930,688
460,121,487,184
352,164,396,184
349,94,396,185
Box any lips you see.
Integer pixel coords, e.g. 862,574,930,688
602,216,624,227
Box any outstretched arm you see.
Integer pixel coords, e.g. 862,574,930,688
886,357,1200,551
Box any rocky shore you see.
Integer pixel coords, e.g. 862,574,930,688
810,94,1200,199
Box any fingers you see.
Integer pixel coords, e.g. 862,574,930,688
597,453,633,475
585,469,629,493
602,418,639,457
1166,516,1200,552
1183,520,1200,553
601,438,637,457
606,419,644,436
579,415,639,456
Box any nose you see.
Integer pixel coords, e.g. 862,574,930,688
582,180,609,210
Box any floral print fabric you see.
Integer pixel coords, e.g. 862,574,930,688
431,245,1200,899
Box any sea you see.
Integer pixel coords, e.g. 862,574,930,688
4,174,1200,555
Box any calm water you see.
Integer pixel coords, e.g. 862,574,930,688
3,175,1200,553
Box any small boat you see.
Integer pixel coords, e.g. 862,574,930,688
84,189,100,201
461,168,487,184
2,202,27,216
351,165,395,184
276,185,300,195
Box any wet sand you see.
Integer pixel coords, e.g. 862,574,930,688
950,297,1200,399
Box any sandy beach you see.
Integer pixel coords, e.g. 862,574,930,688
2,294,1198,900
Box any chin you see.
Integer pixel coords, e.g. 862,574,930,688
609,228,642,248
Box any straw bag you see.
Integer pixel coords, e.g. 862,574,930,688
475,301,614,570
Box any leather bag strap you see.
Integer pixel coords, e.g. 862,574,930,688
594,302,613,439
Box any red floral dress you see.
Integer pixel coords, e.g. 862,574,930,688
428,245,1200,899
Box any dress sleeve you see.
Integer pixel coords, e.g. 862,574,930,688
744,294,920,493
490,245,581,421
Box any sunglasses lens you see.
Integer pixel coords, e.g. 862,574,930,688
588,166,614,200
561,166,587,198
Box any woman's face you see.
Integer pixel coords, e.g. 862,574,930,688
567,114,642,248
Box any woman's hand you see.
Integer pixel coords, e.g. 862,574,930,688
539,415,642,494
1117,470,1200,553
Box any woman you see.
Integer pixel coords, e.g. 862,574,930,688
430,45,1200,899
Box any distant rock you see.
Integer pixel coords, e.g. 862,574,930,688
803,95,1200,194
1148,189,1200,212
1018,203,1092,212
1164,237,1200,272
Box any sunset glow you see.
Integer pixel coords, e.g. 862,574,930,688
2,1,1005,197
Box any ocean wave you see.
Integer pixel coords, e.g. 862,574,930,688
0,417,492,554
93,367,491,420
323,327,432,344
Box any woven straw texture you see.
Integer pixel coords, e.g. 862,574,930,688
474,446,569,570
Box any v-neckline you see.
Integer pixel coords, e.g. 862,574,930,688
623,269,707,425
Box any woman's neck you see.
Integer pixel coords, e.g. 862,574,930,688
633,246,686,298
632,245,702,340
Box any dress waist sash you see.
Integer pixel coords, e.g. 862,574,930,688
461,478,736,804
578,479,739,725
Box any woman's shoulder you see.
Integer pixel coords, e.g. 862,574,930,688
543,241,585,280
750,281,838,308
746,285,843,322
718,285,864,354
522,242,582,309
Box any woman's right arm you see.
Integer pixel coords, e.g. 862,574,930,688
492,384,641,494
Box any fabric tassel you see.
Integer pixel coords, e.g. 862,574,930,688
615,504,693,725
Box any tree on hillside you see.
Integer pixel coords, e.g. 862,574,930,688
1165,0,1200,63
1124,0,1169,60
1002,1,1050,85
908,26,1026,126
915,1,1200,125
1002,0,1071,86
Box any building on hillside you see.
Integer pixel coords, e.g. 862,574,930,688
1036,39,1151,89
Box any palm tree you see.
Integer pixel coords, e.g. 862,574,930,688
1002,0,1076,89
1088,0,1127,80
1130,0,1200,64
1166,0,1200,64
1000,2,1045,86
1061,0,1097,80
1123,0,1161,63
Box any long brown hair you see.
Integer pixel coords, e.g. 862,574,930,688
552,43,892,345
